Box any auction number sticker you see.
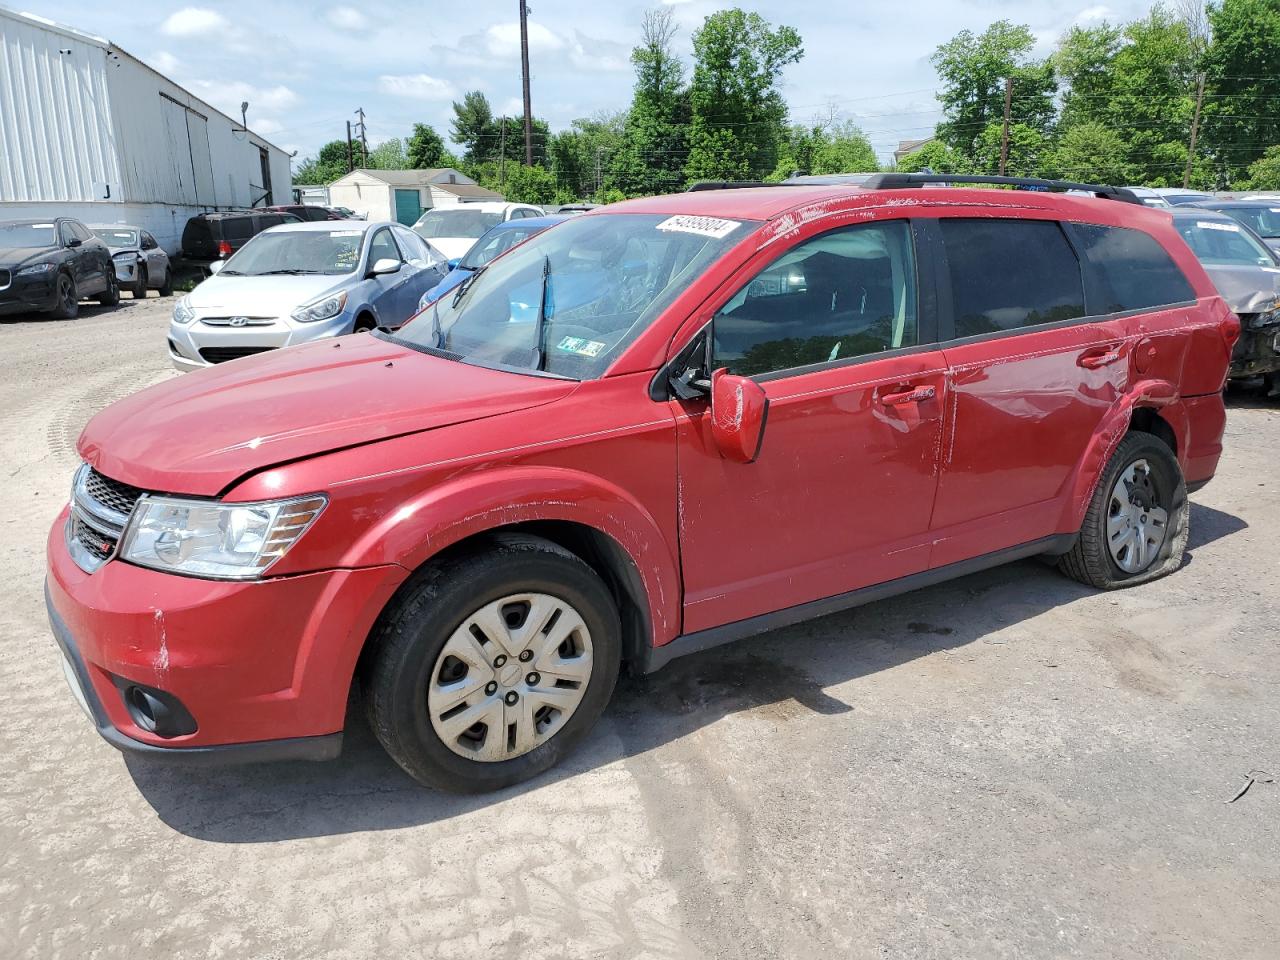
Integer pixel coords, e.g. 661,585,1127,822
656,215,741,239
557,336,606,357
1196,220,1240,232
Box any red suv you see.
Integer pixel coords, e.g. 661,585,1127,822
46,175,1238,792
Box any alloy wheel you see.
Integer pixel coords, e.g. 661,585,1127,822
427,592,594,762
1106,458,1169,573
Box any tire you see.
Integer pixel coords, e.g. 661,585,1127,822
353,313,376,333
48,273,78,320
158,266,174,297
96,270,120,306
1058,431,1188,590
131,266,148,299
362,533,621,792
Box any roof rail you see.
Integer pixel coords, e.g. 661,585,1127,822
860,173,1143,204
686,180,785,192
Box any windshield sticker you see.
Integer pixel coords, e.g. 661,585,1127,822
1196,220,1240,232
33,223,54,228
330,230,362,237
556,336,606,357
656,215,741,239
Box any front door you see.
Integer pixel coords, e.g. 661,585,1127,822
674,219,948,633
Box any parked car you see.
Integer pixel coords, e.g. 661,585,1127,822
262,204,346,222
416,214,568,310
1188,198,1280,255
327,206,366,220
1123,186,1172,208
47,176,1238,792
90,225,173,299
1151,187,1214,206
409,201,545,261
0,218,118,319
180,210,303,269
167,220,448,371
551,203,600,216
1169,208,1280,391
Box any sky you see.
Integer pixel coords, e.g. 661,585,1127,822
19,0,1161,166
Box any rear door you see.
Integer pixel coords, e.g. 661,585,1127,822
927,214,1122,567
674,218,949,632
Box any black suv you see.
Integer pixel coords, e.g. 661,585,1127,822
180,210,303,267
0,218,119,319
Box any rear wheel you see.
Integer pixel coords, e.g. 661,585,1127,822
362,534,621,792
158,266,174,297
1058,432,1188,589
131,266,148,299
48,273,78,319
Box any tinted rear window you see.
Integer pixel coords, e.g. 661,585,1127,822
1071,224,1196,313
222,217,254,240
940,219,1086,337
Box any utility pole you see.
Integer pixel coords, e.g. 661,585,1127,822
519,0,533,166
345,120,354,172
354,107,368,166
595,147,603,195
998,76,1013,177
1183,72,1206,189
499,116,507,187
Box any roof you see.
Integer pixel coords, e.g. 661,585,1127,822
339,168,450,185
261,219,393,232
1195,198,1280,208
490,214,569,231
433,182,504,200
1168,208,1238,220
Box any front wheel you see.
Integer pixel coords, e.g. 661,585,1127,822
362,533,621,792
131,266,148,299
1058,432,1188,589
48,273,78,319
158,266,174,297
96,270,120,306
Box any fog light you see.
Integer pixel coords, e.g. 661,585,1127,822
114,679,197,738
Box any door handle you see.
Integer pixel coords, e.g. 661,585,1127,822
1077,345,1123,369
879,384,936,406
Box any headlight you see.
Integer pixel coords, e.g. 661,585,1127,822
172,295,194,325
291,290,348,323
112,251,137,263
16,262,55,276
120,494,327,579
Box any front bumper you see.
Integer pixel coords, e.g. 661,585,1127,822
1228,324,1280,379
168,308,357,371
111,257,139,286
0,273,57,316
46,506,407,761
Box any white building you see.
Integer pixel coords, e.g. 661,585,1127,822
327,169,503,225
0,7,292,254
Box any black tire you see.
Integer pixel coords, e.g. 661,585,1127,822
1058,431,1188,589
353,313,376,333
158,266,174,297
96,270,120,306
362,533,621,792
48,273,78,319
131,266,148,299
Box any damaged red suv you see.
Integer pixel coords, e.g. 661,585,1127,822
47,175,1238,792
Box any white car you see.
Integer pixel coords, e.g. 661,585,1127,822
409,202,544,262
167,220,447,372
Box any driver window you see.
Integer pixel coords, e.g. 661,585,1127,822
368,228,401,265
712,220,918,377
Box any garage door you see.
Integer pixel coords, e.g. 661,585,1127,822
394,189,422,225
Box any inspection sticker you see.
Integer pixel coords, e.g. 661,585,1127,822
557,336,606,357
656,215,741,239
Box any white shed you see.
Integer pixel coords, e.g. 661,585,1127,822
327,169,503,225
0,7,292,254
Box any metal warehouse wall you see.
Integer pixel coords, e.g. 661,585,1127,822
0,11,122,203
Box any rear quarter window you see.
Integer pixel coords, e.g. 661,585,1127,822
1070,223,1196,313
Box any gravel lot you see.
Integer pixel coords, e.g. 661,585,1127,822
1,296,1277,959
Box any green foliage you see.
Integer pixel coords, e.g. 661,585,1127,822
550,113,626,200
407,123,446,168
930,21,1056,167
897,140,966,174
1244,145,1280,190
451,90,495,165
502,165,558,205
366,138,408,170
684,8,804,183
294,139,352,185
770,120,878,179
1204,0,1280,185
1044,121,1135,184
610,9,690,197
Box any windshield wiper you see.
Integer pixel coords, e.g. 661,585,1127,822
257,268,323,275
218,269,244,276
450,263,489,308
430,298,444,348
530,254,552,372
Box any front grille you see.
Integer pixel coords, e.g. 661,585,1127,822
84,469,145,517
199,316,276,326
200,346,275,363
70,513,115,562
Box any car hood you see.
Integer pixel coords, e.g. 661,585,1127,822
187,273,351,316
0,246,54,268
78,334,577,495
424,237,478,261
1202,262,1280,315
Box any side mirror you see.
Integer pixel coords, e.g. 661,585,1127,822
709,368,769,463
66,237,82,248
368,257,401,277
206,260,224,275
447,258,461,270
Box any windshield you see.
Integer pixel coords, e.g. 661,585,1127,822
1219,206,1280,239
1177,218,1276,267
92,229,138,248
459,224,546,270
389,212,756,379
0,223,55,247
220,228,366,276
413,209,503,240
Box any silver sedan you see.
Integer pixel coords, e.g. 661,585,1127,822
90,225,173,298
167,220,448,372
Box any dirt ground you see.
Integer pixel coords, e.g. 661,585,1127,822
0,296,1277,959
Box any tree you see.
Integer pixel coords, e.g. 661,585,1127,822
1204,0,1280,185
503,164,558,205
611,9,690,197
770,119,878,179
407,123,446,168
684,9,803,183
550,112,626,200
897,140,966,174
451,90,495,164
367,138,408,170
1045,121,1134,184
293,139,351,184
970,122,1047,176
930,21,1056,167
1244,145,1280,189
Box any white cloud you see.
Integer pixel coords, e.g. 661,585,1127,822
146,51,180,75
187,80,299,117
378,73,458,100
1075,5,1116,23
251,118,284,135
160,7,229,37
484,22,564,58
568,31,630,72
326,6,368,31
